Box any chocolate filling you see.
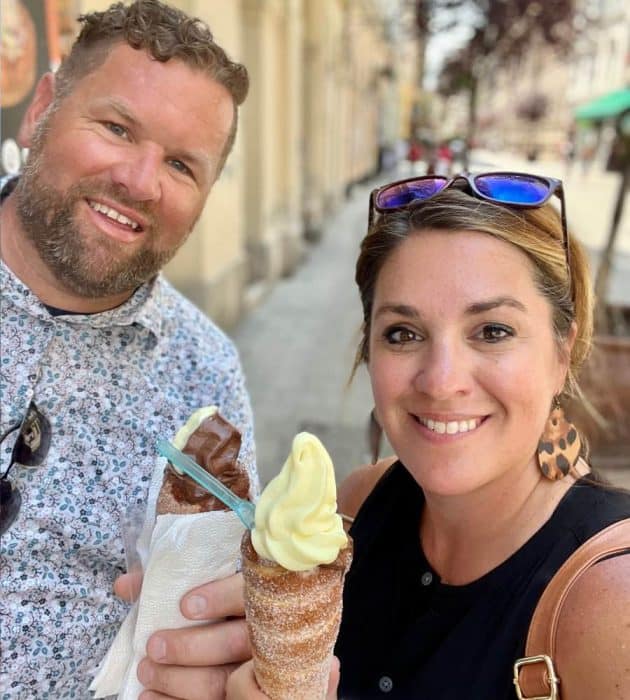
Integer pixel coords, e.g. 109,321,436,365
163,412,249,509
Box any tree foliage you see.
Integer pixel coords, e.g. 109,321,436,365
516,93,549,123
419,1,578,96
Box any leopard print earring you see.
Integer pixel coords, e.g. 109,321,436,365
537,396,581,480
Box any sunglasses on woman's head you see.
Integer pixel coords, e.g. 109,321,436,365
368,171,569,272
0,402,51,535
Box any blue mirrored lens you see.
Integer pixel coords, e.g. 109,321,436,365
474,175,550,204
376,178,448,209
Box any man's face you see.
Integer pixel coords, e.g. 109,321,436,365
16,43,234,299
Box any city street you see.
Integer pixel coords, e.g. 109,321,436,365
233,152,630,490
233,179,374,486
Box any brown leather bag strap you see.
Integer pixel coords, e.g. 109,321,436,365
513,518,630,700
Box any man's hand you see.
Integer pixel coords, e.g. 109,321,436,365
225,657,340,699
114,572,252,700
113,569,143,602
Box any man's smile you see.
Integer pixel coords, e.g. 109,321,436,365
87,198,143,232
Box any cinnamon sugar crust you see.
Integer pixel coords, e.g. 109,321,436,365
241,531,353,699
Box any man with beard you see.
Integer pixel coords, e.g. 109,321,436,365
0,1,258,697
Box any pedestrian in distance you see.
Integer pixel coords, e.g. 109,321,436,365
434,141,453,176
563,127,577,176
406,139,423,174
227,172,630,699
0,1,258,697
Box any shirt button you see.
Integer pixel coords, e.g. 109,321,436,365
379,675,393,693
421,571,433,586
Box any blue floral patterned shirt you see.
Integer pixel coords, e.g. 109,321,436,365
0,179,258,698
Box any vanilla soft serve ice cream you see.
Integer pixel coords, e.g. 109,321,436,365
251,431,348,571
241,431,352,699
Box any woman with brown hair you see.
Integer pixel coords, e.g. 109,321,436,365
227,173,629,700
333,173,630,699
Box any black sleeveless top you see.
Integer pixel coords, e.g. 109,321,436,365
335,462,630,699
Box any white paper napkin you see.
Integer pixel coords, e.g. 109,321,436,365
90,508,245,698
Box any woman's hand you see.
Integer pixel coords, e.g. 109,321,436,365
226,657,340,699
114,572,252,700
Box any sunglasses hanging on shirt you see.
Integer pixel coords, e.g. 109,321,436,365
0,401,51,535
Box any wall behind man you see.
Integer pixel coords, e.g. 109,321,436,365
162,0,248,328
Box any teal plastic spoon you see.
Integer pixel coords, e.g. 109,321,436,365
156,439,255,530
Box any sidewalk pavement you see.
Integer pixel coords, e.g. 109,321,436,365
233,165,629,490
233,182,376,487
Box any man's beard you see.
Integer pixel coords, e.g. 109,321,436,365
15,135,188,300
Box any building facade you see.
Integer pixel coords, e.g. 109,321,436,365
430,1,629,163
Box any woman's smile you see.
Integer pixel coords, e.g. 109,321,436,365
412,413,488,436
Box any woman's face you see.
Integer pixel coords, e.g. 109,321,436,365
368,229,572,497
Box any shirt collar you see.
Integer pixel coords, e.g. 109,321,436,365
0,258,164,338
0,174,18,202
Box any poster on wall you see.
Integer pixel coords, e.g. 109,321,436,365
1,0,61,177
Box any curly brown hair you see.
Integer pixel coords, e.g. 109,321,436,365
53,0,249,173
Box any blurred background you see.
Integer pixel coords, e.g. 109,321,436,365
2,0,629,486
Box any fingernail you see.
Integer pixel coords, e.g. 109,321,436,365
147,636,167,662
184,594,207,617
138,659,154,684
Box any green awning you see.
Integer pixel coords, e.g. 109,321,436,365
575,88,630,122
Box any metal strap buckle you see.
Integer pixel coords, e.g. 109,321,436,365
513,655,560,700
